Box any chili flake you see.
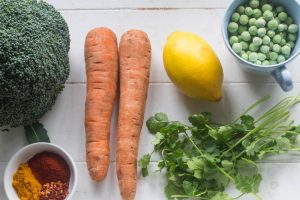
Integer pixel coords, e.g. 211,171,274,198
40,181,69,200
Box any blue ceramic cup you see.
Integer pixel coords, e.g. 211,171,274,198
222,0,300,92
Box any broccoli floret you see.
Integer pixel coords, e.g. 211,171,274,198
0,0,70,127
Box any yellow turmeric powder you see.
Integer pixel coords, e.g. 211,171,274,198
12,163,41,200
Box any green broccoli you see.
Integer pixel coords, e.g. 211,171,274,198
0,0,70,127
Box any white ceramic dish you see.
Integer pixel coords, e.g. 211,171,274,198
3,142,78,200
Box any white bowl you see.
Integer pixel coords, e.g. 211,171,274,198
4,142,78,200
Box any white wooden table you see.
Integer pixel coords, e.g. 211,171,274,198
1,1,300,199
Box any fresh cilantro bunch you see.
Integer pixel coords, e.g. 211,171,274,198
139,96,300,200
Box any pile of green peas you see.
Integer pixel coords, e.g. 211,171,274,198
228,0,298,65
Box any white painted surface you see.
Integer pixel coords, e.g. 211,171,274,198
1,1,300,200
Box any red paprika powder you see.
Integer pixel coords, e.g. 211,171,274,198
28,151,70,184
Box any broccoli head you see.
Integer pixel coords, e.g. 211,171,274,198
0,0,70,127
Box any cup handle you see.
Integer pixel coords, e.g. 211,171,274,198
271,66,293,92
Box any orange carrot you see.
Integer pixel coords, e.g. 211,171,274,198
116,30,152,200
84,27,118,181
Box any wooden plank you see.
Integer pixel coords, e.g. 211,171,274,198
2,162,300,200
61,9,300,84
46,0,231,10
2,83,300,163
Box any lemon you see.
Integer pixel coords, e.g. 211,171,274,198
163,31,224,102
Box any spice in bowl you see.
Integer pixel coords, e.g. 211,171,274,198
12,163,41,200
12,151,71,200
227,0,298,65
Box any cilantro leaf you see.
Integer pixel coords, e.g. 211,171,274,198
152,132,164,146
165,181,185,200
245,141,260,157
188,112,211,128
240,115,255,130
146,113,169,134
275,137,291,151
236,158,258,176
138,154,151,177
235,174,262,194
182,181,193,196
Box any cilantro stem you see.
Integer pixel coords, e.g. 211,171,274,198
255,96,300,123
215,164,235,182
184,132,235,182
290,148,300,151
233,95,270,123
184,132,204,156
253,193,263,200
233,193,245,199
223,110,289,157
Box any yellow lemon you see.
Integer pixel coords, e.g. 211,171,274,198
163,31,224,102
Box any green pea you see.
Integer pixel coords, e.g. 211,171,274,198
287,41,295,48
255,60,262,65
258,52,267,61
253,9,262,19
278,24,288,32
276,6,285,13
260,45,270,54
229,36,239,45
241,41,249,50
269,42,274,49
228,22,239,33
281,45,291,55
253,37,263,46
248,18,257,26
279,32,287,38
273,35,282,44
237,5,245,14
249,26,258,35
262,60,270,65
232,43,243,53
269,52,279,60
269,60,278,65
263,10,273,21
288,24,299,33
245,7,253,16
262,35,271,44
255,18,266,28
257,28,267,37
249,43,259,51
240,15,249,25
280,38,286,46
262,3,273,12
238,25,248,34
231,12,241,22
272,44,281,53
249,52,258,62
268,19,279,30
241,53,249,60
288,33,297,42
277,54,286,63
267,30,276,38
241,31,251,41
278,12,288,22
286,17,293,25
284,53,291,59
249,0,260,9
